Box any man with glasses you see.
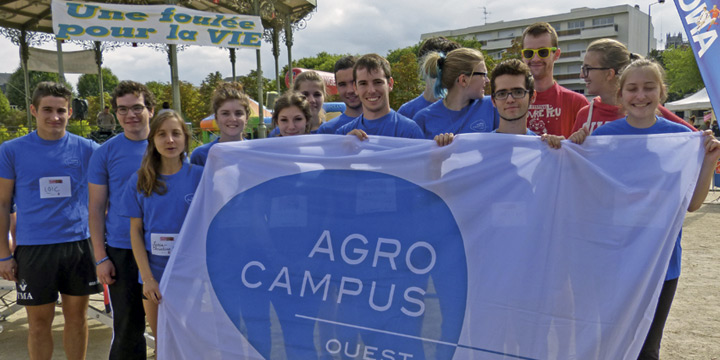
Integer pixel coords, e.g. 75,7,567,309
435,59,564,148
89,80,155,359
521,22,588,138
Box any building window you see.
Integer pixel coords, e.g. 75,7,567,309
551,22,562,31
567,42,586,51
592,16,614,26
567,20,585,29
567,64,581,73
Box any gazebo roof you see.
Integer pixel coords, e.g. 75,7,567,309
0,0,316,34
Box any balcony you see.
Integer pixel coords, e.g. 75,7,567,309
581,24,619,39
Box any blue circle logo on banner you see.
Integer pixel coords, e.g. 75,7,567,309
207,170,467,359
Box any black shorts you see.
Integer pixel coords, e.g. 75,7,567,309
14,239,102,306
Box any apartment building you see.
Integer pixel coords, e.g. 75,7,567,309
422,5,654,94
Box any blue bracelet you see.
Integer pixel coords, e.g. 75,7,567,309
95,256,110,266
0,255,13,262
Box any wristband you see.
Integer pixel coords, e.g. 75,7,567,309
95,256,110,266
0,255,13,262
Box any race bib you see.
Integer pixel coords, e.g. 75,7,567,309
151,233,178,256
39,176,71,199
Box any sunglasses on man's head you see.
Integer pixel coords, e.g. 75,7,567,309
521,47,557,59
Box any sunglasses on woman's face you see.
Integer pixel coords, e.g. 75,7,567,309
521,47,557,59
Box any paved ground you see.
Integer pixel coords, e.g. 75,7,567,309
2,196,720,359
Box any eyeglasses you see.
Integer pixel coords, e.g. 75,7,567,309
116,105,146,115
521,47,557,59
493,88,530,100
581,65,611,77
469,71,488,78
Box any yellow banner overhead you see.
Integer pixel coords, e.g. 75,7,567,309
51,0,263,48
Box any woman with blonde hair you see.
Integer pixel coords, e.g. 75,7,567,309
570,59,720,359
571,38,694,136
414,47,498,139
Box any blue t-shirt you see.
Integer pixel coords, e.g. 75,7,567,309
316,113,358,134
121,162,203,253
88,133,148,249
593,116,691,280
335,110,424,139
190,139,219,166
0,131,98,245
491,129,538,136
397,94,434,120
414,96,499,139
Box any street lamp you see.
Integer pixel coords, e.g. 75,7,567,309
648,0,666,55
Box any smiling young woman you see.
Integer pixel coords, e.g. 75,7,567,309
121,111,204,355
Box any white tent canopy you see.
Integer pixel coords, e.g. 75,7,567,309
665,88,712,111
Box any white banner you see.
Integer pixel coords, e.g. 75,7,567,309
158,133,703,360
27,47,98,74
51,0,263,48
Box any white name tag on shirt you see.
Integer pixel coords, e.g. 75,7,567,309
151,233,178,256
39,176,72,199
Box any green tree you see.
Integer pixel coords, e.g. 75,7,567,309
145,81,171,111
0,90,12,121
159,81,205,128
389,52,423,110
5,67,65,110
236,70,274,104
67,119,94,137
77,68,120,98
199,71,224,115
662,45,704,101
86,92,113,126
294,52,344,73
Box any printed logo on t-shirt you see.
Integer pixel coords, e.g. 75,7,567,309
64,158,81,168
184,193,194,204
528,104,563,135
469,121,488,132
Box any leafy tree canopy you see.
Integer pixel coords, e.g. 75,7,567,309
77,68,119,98
6,68,67,110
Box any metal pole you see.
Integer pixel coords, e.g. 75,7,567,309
254,0,266,138
56,39,65,83
272,27,281,92
169,44,182,114
229,48,237,82
20,30,31,128
647,0,665,55
285,13,294,90
94,41,104,109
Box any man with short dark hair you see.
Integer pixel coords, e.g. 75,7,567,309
398,36,461,119
521,22,588,137
317,56,362,134
0,81,101,360
336,54,423,139
89,80,156,359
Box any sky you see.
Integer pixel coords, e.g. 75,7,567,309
0,0,689,89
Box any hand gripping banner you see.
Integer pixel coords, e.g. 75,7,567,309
157,133,703,360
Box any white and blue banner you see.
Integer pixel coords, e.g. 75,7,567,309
158,133,703,360
51,0,263,48
674,0,720,112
